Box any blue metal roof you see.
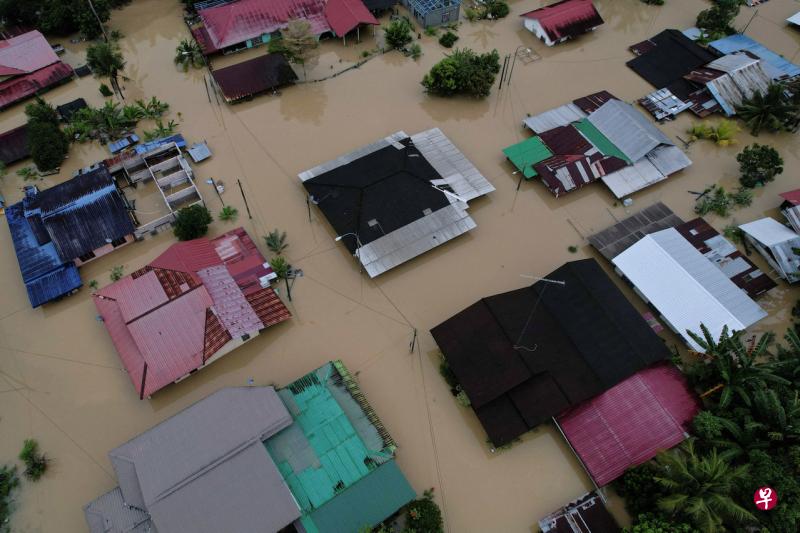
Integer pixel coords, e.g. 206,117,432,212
134,134,186,154
6,202,82,307
709,34,800,80
405,0,460,16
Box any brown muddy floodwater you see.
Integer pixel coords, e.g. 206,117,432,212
1,0,799,531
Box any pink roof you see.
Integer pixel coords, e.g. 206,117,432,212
0,60,73,110
95,228,291,398
520,0,604,42
0,31,59,75
324,0,378,37
780,189,800,206
199,0,330,51
557,363,699,486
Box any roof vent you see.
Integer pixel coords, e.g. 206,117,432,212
422,208,433,216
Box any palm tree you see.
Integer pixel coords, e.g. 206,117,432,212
218,206,238,222
264,229,288,255
654,439,756,532
736,83,799,135
689,325,788,408
269,256,292,301
174,39,204,71
86,41,126,99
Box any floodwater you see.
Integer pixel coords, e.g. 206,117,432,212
1,0,799,531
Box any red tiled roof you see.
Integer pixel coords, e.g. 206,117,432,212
520,0,604,42
780,189,800,206
324,0,378,37
0,60,73,110
557,363,699,486
95,228,291,398
0,31,59,75
198,0,330,51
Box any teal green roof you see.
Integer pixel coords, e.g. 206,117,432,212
573,119,631,164
502,136,552,179
303,460,416,533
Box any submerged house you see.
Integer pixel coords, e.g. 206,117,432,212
685,53,773,117
431,259,670,446
505,93,691,198
709,34,800,81
212,54,298,102
780,188,800,234
85,363,416,533
0,124,29,165
403,0,461,28
94,228,291,398
556,362,699,487
612,227,768,350
520,0,604,47
739,218,800,284
0,30,74,110
5,167,136,308
539,492,619,533
300,128,494,277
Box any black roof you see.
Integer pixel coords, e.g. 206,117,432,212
30,166,135,260
0,124,30,165
431,259,669,446
212,54,298,103
627,29,718,99
362,0,396,10
56,98,88,122
303,138,450,254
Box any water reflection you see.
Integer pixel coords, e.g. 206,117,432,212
280,83,328,124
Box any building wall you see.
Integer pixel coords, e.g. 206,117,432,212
402,0,460,27
73,234,135,267
523,18,600,47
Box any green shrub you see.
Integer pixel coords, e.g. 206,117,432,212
409,43,422,59
614,463,664,517
422,48,501,98
28,121,68,172
624,513,692,532
0,464,19,532
173,204,213,241
406,489,444,533
264,229,288,255
464,7,479,21
384,19,413,49
99,83,113,97
439,357,458,389
640,0,664,4
455,389,471,407
567,245,578,253
737,144,783,188
110,266,124,282
438,31,458,48
424,26,438,36
19,439,48,481
487,0,509,18
218,205,238,222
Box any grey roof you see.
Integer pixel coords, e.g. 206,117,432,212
588,202,685,260
88,387,299,533
740,218,800,283
522,103,587,134
783,205,800,234
705,55,772,115
646,144,692,176
587,99,673,162
84,487,154,533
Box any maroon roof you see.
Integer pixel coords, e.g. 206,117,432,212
572,90,616,114
0,60,73,110
0,124,29,165
95,228,291,398
191,24,220,56
212,54,298,103
780,189,800,206
520,0,604,42
324,0,378,37
557,363,699,486
0,31,59,75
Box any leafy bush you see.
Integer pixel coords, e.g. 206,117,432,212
422,48,500,98
28,121,68,172
696,0,740,39
406,489,443,533
737,144,784,188
614,463,665,516
218,205,238,222
173,205,213,241
438,31,458,48
623,513,692,532
424,26,438,36
19,439,48,481
464,7,479,21
0,465,19,533
408,43,422,60
384,19,413,49
640,0,665,4
723,224,744,244
455,389,471,406
99,83,113,97
264,229,289,255
567,245,578,253
687,119,739,146
486,0,509,18
439,357,459,389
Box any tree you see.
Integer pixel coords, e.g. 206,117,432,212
269,256,292,301
486,0,510,18
19,439,49,481
0,464,20,531
405,489,444,533
174,39,204,71
173,204,213,241
736,83,799,135
273,19,318,79
0,0,112,39
737,144,783,188
25,97,60,125
439,31,458,48
218,205,238,222
264,229,288,255
422,48,501,98
86,41,125,98
28,121,68,171
653,440,756,532
615,462,665,516
383,19,413,49
696,0,741,39
623,513,693,533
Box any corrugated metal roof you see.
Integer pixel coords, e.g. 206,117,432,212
588,202,685,260
0,30,59,75
788,11,800,26
705,56,772,116
0,60,73,110
558,363,699,486
502,136,553,178
783,205,800,234
197,265,263,338
646,144,691,177
83,487,152,533
709,34,800,80
0,124,29,165
612,228,767,350
324,0,378,37
307,460,415,533
780,188,800,206
539,491,619,532
587,99,672,162
572,118,630,163
212,53,298,103
523,103,586,134
600,158,666,199
740,217,800,283
519,0,604,42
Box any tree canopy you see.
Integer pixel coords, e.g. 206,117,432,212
0,0,124,39
696,0,741,39
736,83,800,135
25,98,68,172
421,48,501,98
383,19,413,49
737,144,784,188
173,205,213,241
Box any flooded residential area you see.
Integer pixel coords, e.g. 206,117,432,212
1,0,800,531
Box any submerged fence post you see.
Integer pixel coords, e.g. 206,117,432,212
238,179,252,219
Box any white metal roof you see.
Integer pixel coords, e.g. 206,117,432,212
523,103,587,134
788,11,800,26
601,158,666,199
587,100,673,162
612,228,767,350
740,217,800,246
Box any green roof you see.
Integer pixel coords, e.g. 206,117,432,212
573,119,631,164
502,136,552,179
303,459,416,533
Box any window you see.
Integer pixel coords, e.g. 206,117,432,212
78,250,96,262
111,236,128,248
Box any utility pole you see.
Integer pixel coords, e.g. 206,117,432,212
86,0,109,42
237,179,252,219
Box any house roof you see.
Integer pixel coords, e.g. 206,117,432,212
740,217,800,283
522,91,616,134
0,31,59,75
5,201,82,308
212,53,298,103
299,129,494,277
538,491,619,533
587,99,673,162
32,165,135,261
0,124,29,165
703,54,772,116
626,29,718,98
780,188,800,206
56,97,88,122
558,363,700,486
84,487,152,533
0,60,74,110
502,136,553,178
612,228,767,350
324,0,379,37
198,0,330,50
95,228,291,398
86,387,300,533
520,0,604,42
588,202,686,260
430,258,670,446
710,34,800,80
